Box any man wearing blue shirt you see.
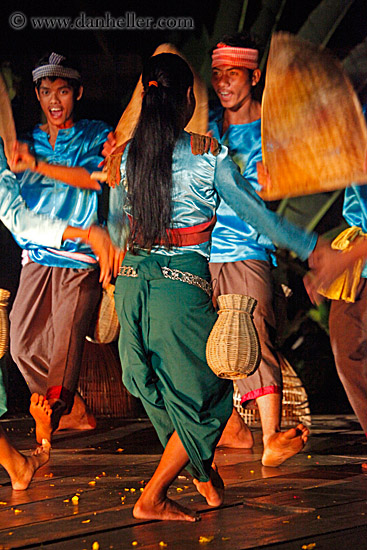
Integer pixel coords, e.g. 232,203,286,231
209,33,308,467
9,53,112,444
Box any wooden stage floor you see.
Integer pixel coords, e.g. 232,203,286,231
0,414,366,550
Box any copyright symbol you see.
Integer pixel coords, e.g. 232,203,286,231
9,12,27,30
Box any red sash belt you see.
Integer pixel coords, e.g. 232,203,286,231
127,215,216,247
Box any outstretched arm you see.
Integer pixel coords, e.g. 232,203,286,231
10,141,101,190
214,147,317,261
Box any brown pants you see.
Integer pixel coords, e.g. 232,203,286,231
209,260,282,405
329,278,367,435
10,262,101,415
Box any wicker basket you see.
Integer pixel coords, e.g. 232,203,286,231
206,294,261,379
0,73,16,164
0,289,10,360
78,340,142,418
86,283,120,344
106,43,208,187
233,351,311,427
260,32,367,201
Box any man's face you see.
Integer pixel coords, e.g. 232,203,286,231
35,77,82,129
211,65,252,111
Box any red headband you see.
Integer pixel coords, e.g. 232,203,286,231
211,43,259,69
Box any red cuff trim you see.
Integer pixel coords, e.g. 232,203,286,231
46,386,74,409
240,385,282,405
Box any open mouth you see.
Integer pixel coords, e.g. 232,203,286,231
49,107,63,119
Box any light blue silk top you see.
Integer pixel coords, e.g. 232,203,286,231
342,105,367,277
208,106,275,263
0,139,67,246
13,119,111,269
108,132,316,261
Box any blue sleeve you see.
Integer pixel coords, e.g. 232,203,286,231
0,139,67,246
214,146,317,260
78,122,112,176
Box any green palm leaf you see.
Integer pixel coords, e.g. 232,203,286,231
343,36,367,95
297,0,356,46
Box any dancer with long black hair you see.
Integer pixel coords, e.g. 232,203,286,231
107,52,329,522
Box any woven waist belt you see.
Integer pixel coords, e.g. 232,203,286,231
118,265,212,297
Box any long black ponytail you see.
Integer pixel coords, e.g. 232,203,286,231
126,53,194,252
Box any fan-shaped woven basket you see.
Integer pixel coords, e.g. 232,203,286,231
86,283,120,344
0,289,10,360
233,351,311,427
105,42,208,187
206,294,261,379
260,32,367,201
78,340,142,418
0,73,16,165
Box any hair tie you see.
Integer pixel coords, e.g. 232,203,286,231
148,80,158,88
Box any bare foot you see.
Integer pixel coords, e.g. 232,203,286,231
10,439,51,491
217,408,254,449
30,393,52,445
193,466,224,507
133,493,199,522
56,393,96,432
261,424,309,467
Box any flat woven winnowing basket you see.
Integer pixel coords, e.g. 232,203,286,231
0,289,10,360
0,72,16,164
104,42,208,187
206,294,261,380
260,32,367,201
233,351,311,427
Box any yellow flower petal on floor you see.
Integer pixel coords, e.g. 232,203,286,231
199,535,214,543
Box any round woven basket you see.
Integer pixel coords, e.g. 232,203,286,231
233,352,312,427
206,294,261,379
86,283,120,344
0,289,10,360
78,340,143,418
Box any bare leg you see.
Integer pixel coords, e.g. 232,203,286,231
133,431,202,522
217,408,254,449
193,463,224,507
29,393,52,445
259,392,309,467
0,425,50,490
56,392,96,432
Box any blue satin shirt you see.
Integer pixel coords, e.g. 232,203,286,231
209,106,276,264
108,132,316,261
0,139,67,247
13,119,111,269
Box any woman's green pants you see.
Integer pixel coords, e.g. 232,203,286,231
114,250,233,481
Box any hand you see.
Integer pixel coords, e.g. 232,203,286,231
101,131,117,161
10,141,37,172
257,161,271,191
87,226,124,288
111,244,126,279
310,237,362,283
303,271,325,306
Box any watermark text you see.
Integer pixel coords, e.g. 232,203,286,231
9,11,195,31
